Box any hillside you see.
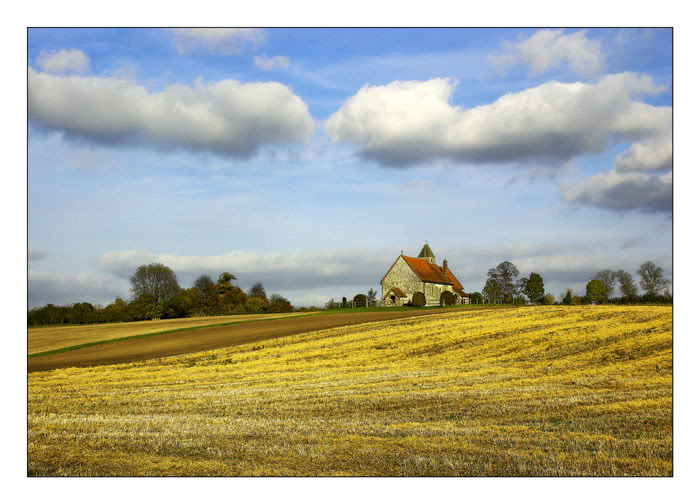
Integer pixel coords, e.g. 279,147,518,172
27,305,672,476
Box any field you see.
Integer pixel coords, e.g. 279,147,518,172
27,305,672,476
28,312,310,355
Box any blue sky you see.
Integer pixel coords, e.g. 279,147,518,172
27,27,673,307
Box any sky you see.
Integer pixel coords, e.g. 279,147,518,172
26,27,673,308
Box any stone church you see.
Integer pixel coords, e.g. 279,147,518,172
380,243,469,306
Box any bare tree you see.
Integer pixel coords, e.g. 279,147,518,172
637,261,670,297
129,263,180,305
487,261,520,300
248,281,268,302
616,270,638,299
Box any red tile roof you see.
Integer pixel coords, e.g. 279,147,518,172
402,256,455,286
389,287,407,298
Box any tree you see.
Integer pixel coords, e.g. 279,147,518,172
637,261,671,297
524,272,545,304
561,289,573,305
245,297,268,314
470,292,484,304
193,275,217,314
367,289,377,304
482,279,502,303
586,279,607,304
269,294,293,313
616,270,638,299
248,282,268,302
543,293,555,305
593,270,618,300
129,263,180,305
487,261,520,301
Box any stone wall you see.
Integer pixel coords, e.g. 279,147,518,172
381,257,424,302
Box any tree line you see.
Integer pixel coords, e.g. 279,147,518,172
28,263,297,326
481,260,671,306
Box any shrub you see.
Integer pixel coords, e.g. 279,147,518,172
440,291,454,306
353,294,368,307
412,292,426,306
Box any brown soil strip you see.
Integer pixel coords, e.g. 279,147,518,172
27,307,496,373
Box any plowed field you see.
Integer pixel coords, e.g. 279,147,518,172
28,307,488,372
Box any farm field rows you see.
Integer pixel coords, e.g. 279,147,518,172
27,305,672,476
28,312,310,355
28,306,492,372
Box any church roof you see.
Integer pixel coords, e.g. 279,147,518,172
402,255,453,285
418,242,435,259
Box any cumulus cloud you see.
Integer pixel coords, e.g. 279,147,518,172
28,244,47,261
28,271,128,308
171,28,265,55
36,48,90,74
325,73,669,167
254,55,290,70
28,68,314,158
561,170,672,213
613,134,672,173
488,29,604,76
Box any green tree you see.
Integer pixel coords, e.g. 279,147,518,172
637,261,671,297
367,288,377,303
216,272,237,294
482,279,502,303
245,297,268,314
269,294,293,313
524,272,545,304
487,261,520,300
543,293,555,305
470,292,484,304
193,275,218,314
586,279,607,304
561,289,573,305
593,270,618,300
616,270,638,299
353,294,368,307
129,263,180,305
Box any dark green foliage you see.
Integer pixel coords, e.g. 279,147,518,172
353,294,368,307
543,293,555,305
269,294,293,313
482,279,502,303
593,270,617,299
367,288,377,303
561,289,574,305
245,297,268,314
470,292,484,304
412,292,426,306
586,279,608,304
524,272,545,304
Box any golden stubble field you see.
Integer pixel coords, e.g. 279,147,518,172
27,305,672,476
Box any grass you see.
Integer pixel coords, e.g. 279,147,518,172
27,305,672,476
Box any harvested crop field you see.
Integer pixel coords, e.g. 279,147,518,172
28,312,309,355
28,306,672,476
28,307,486,372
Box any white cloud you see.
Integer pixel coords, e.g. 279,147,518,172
36,48,90,74
488,29,604,76
325,73,669,167
28,271,128,308
254,55,290,70
28,244,47,261
28,68,315,158
171,28,265,55
613,134,672,173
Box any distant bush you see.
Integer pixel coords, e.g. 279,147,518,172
245,297,269,314
353,294,368,307
412,292,426,306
